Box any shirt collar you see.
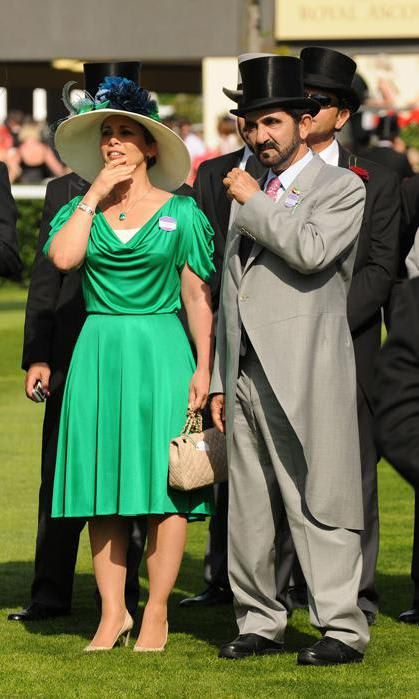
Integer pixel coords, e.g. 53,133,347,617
317,138,340,167
239,145,254,170
265,149,313,195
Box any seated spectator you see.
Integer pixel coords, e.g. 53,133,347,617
216,115,240,155
5,110,25,147
178,118,206,160
8,122,66,183
0,123,13,163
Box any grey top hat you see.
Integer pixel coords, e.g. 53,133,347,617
223,53,276,103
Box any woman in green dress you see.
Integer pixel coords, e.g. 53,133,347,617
45,77,215,651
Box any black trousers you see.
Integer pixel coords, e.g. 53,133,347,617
203,482,230,589
30,385,146,613
412,488,419,604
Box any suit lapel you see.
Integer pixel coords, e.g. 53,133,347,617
338,143,350,169
212,149,244,242
242,154,326,275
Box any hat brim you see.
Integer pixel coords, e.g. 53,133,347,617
304,73,360,112
222,86,243,102
231,96,320,117
55,109,191,192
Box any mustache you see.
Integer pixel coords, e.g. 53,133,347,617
256,140,279,154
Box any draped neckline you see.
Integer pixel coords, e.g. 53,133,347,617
97,195,175,248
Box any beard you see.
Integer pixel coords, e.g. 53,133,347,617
255,125,301,171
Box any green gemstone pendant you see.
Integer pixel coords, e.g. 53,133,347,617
119,212,127,221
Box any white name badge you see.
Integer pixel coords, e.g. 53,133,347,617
159,216,177,231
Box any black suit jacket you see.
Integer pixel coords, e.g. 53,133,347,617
22,173,88,396
194,149,265,310
22,173,194,388
374,278,419,489
339,145,400,407
400,174,419,278
0,162,21,280
361,145,414,182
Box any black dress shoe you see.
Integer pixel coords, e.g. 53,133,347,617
179,585,233,607
7,603,71,622
398,607,419,624
297,637,363,666
362,610,377,626
219,633,284,659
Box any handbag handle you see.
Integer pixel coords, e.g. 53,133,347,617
181,408,203,435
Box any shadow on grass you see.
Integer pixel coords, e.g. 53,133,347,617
0,299,27,312
1,559,415,652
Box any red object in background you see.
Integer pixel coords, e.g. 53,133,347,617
0,125,13,151
187,148,220,185
398,109,419,128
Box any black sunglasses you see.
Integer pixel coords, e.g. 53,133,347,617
305,92,340,108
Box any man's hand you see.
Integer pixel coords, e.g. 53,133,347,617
211,393,226,433
25,363,51,401
223,168,260,205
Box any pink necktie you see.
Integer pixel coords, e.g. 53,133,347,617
266,176,281,200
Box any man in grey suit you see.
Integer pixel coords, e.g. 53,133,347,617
210,55,369,665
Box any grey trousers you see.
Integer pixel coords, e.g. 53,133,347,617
228,353,369,653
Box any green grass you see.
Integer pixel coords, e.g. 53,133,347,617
0,283,418,698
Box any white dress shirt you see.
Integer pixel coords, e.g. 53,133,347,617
317,138,340,167
264,149,314,201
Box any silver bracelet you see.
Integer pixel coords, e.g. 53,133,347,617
77,202,95,216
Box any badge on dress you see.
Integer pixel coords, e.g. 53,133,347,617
284,187,301,209
159,216,177,231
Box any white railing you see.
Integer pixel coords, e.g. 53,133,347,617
11,184,47,200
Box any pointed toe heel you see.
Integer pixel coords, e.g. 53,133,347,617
84,611,133,652
133,621,168,653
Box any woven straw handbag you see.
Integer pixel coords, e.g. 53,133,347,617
168,409,227,491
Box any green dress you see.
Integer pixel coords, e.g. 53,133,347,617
44,194,215,519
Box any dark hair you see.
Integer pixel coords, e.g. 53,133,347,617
286,109,311,124
140,124,157,169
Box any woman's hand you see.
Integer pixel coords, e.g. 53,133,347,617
88,158,136,202
188,367,211,411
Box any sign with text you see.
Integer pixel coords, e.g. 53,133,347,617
275,1,419,40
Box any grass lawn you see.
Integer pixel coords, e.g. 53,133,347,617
0,282,418,698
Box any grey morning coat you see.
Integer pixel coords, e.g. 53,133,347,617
210,154,366,530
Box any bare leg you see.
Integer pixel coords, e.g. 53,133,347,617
88,516,131,647
135,514,187,649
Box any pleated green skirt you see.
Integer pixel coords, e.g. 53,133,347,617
51,313,214,519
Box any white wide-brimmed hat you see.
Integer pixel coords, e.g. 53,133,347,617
55,108,191,192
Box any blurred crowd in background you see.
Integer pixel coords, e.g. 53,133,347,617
1,70,419,187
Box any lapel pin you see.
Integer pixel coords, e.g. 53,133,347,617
284,187,302,209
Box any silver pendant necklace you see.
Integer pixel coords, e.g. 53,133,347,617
116,186,154,221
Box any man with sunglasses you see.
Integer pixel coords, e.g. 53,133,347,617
287,46,400,626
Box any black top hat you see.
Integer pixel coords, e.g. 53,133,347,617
231,56,320,117
300,47,360,113
83,61,142,95
222,53,276,102
376,114,399,140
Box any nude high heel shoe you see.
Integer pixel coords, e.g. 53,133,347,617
133,621,168,652
84,611,133,652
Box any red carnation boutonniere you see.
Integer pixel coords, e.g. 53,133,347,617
349,165,369,183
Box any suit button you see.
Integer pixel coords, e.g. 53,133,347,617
239,295,249,301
